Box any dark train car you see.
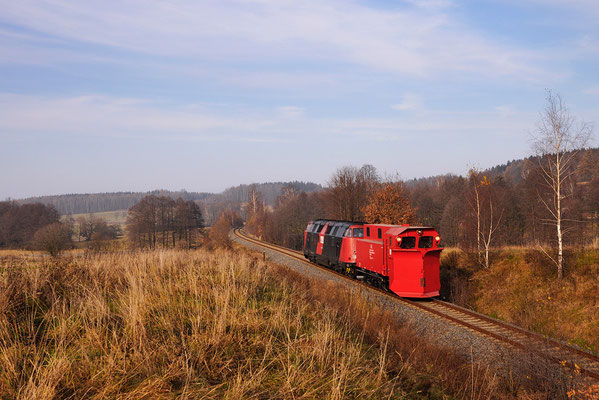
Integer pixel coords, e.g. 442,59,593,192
303,220,442,298
303,219,354,267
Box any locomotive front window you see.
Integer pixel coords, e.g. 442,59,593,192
344,228,351,237
353,228,364,238
399,236,416,249
325,225,334,234
418,236,434,249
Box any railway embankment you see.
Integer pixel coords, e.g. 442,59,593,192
232,230,597,397
440,248,599,355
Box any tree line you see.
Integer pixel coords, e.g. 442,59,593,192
17,190,211,215
243,152,596,271
0,202,61,248
126,196,203,249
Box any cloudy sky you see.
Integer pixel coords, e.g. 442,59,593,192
1,0,598,199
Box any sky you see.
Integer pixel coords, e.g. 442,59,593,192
1,0,598,199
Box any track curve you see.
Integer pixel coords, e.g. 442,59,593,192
232,228,599,382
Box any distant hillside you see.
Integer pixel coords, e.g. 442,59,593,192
208,181,323,206
19,190,212,215
17,182,323,216
405,147,599,187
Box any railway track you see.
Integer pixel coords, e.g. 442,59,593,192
233,228,599,382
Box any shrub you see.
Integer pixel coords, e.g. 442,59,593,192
31,222,72,256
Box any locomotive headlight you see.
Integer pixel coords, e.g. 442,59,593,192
396,236,402,244
417,230,423,235
435,235,441,242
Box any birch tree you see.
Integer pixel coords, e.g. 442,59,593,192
531,90,592,278
468,171,502,268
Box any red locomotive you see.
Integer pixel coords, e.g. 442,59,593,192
303,220,442,298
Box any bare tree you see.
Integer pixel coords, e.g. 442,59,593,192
479,177,502,269
531,90,593,278
468,169,483,264
468,171,503,268
325,165,379,221
32,222,72,256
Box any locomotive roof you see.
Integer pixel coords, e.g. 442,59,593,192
384,226,437,235
309,219,366,225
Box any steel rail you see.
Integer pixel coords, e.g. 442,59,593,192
232,229,599,381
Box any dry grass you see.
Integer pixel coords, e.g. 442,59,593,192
0,247,553,399
0,249,86,258
440,247,599,354
65,210,128,226
0,249,417,398
470,249,599,354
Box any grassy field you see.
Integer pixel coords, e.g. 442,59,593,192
0,246,546,399
64,210,128,226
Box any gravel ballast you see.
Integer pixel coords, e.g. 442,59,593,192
231,231,576,389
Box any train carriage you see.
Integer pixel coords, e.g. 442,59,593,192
303,220,442,298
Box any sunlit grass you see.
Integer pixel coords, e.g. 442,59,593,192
0,249,452,398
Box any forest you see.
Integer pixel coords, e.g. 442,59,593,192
242,149,599,267
4,145,599,275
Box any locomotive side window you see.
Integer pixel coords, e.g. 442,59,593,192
377,228,382,239
344,228,351,237
399,236,416,249
353,228,364,237
418,236,434,249
325,225,333,234
366,227,370,237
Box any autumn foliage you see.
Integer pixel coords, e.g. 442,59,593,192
362,182,415,225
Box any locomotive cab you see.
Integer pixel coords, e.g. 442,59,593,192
337,225,364,270
384,226,442,298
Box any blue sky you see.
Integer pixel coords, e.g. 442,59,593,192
1,0,598,199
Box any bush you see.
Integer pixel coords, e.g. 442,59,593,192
32,222,72,256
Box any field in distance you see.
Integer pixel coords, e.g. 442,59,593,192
66,209,128,226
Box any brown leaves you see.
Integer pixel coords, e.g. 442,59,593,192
362,182,415,225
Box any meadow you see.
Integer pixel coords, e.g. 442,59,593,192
0,246,538,399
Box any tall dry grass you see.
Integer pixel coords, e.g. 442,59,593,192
0,250,411,398
0,248,554,399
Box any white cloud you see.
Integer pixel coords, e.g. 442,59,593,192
0,94,258,140
582,85,599,95
0,93,536,144
276,106,304,119
391,93,423,111
0,0,548,81
494,105,516,117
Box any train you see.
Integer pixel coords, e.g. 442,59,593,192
303,220,442,298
